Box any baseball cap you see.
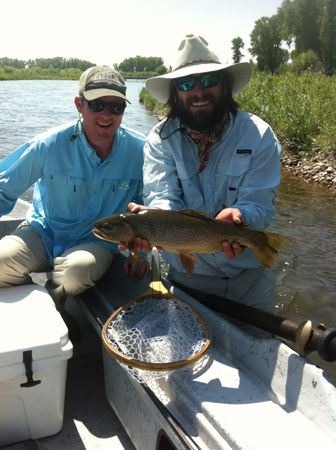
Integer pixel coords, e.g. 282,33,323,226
79,66,130,103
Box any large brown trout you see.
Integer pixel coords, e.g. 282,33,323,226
92,209,291,274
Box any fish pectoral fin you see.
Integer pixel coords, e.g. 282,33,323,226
179,253,196,275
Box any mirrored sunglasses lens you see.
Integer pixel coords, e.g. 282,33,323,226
175,78,196,92
87,100,105,112
108,102,126,115
200,73,220,88
87,100,126,115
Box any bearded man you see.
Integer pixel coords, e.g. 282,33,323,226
130,34,282,315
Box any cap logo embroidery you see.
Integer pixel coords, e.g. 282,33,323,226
119,181,130,191
91,73,120,82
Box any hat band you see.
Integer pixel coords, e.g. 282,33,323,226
85,81,126,95
174,60,222,72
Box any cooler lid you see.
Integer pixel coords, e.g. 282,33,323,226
0,285,71,367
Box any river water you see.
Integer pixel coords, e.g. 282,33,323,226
0,79,335,382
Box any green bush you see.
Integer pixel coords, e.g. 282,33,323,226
139,87,167,117
237,72,336,154
140,72,336,155
0,66,82,80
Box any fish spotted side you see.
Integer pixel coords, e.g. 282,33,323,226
92,209,291,274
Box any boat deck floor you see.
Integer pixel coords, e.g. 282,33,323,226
1,297,135,450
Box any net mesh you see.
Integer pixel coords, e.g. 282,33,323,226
104,295,210,383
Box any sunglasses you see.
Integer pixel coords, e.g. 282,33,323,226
86,99,127,115
175,72,221,92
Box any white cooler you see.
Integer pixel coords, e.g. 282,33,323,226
0,284,73,446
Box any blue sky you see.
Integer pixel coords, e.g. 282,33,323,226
2,0,284,66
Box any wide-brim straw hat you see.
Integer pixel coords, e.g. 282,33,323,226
146,34,252,103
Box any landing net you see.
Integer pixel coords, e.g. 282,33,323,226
102,293,211,384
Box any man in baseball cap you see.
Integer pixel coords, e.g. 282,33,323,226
0,65,148,337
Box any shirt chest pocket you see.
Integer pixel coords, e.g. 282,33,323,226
45,172,90,220
215,152,252,206
225,151,252,176
176,163,204,209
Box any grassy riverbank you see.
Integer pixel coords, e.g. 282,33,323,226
140,72,336,190
0,67,83,80
0,67,153,81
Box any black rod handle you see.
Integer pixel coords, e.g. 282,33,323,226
174,283,336,362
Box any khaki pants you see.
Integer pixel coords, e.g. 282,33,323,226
0,225,113,296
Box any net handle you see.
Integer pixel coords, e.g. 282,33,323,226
148,247,168,294
151,246,161,282
102,294,211,371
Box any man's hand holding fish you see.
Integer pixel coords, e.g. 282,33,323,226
213,207,245,260
125,202,246,261
123,251,150,278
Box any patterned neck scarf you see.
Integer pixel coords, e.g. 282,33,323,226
184,112,229,172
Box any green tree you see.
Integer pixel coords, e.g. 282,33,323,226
0,57,95,71
0,58,26,68
319,0,336,74
249,15,289,73
231,37,245,63
277,0,336,73
290,49,324,72
279,0,321,53
117,56,167,73
63,58,95,71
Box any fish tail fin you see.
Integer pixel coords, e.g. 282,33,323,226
254,232,291,268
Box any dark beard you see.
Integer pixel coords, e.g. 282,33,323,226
176,94,228,131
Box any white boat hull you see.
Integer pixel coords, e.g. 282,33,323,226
1,200,335,449
78,254,336,450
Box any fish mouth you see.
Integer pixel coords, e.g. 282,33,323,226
92,228,109,240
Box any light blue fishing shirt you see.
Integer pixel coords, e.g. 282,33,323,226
0,120,145,261
143,111,281,278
